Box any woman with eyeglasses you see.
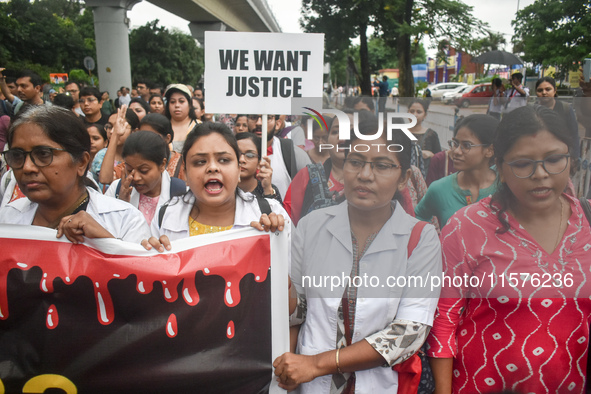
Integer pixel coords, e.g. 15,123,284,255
235,132,282,204
414,114,499,228
0,106,150,243
273,113,441,393
427,105,591,393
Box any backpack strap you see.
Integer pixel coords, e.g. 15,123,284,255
408,221,428,258
169,177,187,197
580,197,591,227
114,179,122,199
158,202,170,228
392,220,429,394
173,157,182,178
255,194,272,215
278,138,297,179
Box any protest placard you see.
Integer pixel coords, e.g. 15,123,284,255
204,32,324,115
0,225,288,393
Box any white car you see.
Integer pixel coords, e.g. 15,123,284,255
442,85,473,104
423,82,468,100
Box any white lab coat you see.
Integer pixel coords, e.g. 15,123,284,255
1,170,99,208
151,188,291,243
268,136,311,199
0,187,151,244
105,171,183,229
292,201,441,394
269,136,292,199
0,170,17,208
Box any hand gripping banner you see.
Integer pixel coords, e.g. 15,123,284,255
0,224,289,394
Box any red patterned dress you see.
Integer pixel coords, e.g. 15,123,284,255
426,195,591,393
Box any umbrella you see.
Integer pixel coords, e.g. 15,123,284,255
472,50,523,65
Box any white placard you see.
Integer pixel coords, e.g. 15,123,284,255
205,31,325,114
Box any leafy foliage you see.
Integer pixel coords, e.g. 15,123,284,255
129,20,204,87
366,37,426,71
302,0,486,96
301,0,379,94
458,31,507,57
512,0,591,76
1,1,204,88
374,0,487,96
0,0,95,80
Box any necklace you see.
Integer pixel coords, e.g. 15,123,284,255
45,191,90,229
554,197,564,251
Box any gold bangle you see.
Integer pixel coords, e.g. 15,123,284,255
336,347,343,374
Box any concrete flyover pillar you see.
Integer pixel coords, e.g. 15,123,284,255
85,0,142,98
189,22,228,45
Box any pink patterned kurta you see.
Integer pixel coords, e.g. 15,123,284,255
427,195,591,393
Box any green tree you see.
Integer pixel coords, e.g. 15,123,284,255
366,37,426,72
0,0,95,79
512,0,591,77
129,21,204,87
301,0,379,95
302,0,485,97
459,31,507,57
374,0,486,96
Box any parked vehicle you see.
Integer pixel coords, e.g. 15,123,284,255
455,83,493,107
442,85,472,104
420,82,467,100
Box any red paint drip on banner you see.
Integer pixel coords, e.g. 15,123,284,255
46,304,58,329
0,236,271,330
227,320,235,339
166,314,178,338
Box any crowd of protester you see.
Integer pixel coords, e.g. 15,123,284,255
1,66,591,393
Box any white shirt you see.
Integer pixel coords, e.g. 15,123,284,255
503,85,529,113
119,93,131,107
0,170,17,208
268,136,311,199
292,201,441,394
1,171,99,208
0,187,151,244
105,171,183,229
151,188,291,243
488,90,504,113
269,137,292,199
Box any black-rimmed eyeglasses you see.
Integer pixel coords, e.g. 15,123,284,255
2,147,68,169
505,154,570,178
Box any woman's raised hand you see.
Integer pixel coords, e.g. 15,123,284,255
118,170,134,202
113,105,130,138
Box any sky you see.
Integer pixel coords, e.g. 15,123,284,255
127,0,537,54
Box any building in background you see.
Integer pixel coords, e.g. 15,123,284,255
427,47,483,84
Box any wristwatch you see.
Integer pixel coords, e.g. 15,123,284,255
263,189,276,198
